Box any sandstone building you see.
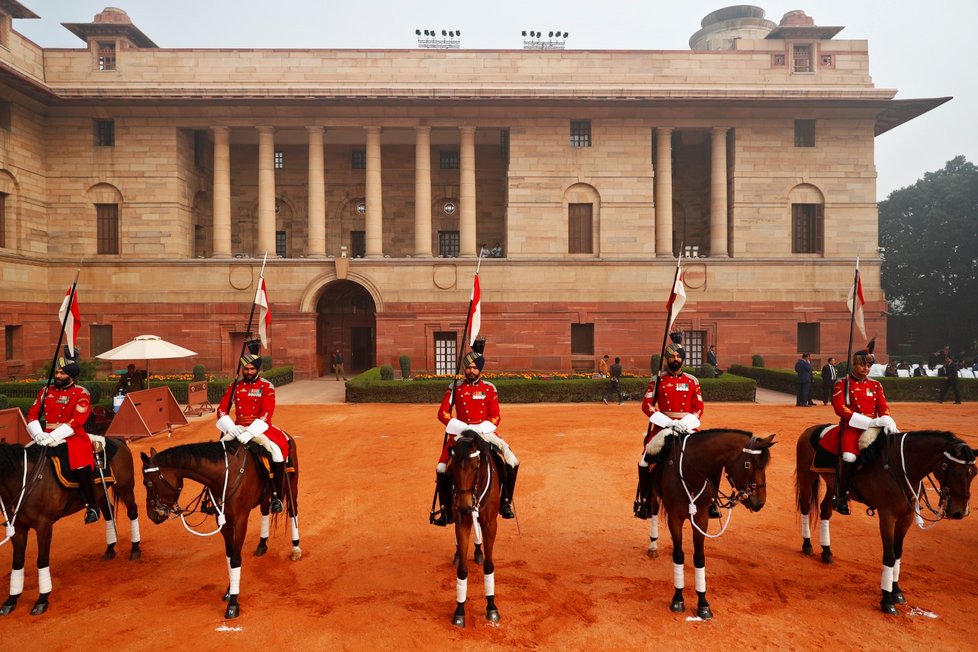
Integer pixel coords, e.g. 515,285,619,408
0,4,947,378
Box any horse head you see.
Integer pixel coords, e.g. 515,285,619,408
139,448,184,524
937,439,977,520
450,430,485,517
728,433,776,512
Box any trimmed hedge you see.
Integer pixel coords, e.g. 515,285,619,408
729,364,976,402
346,368,756,403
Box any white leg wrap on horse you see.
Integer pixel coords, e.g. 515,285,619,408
880,565,894,592
291,517,300,541
801,518,811,539
650,518,659,540
105,518,118,545
229,566,241,595
38,567,52,594
484,572,495,598
436,462,447,473
893,559,901,582
673,563,685,589
819,520,831,547
260,515,271,538
9,568,23,595
694,566,706,593
456,577,467,604
130,518,141,543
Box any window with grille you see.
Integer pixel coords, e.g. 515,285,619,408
797,323,820,353
434,331,458,375
95,119,115,147
274,151,284,169
276,230,287,258
440,150,459,170
571,323,594,356
90,324,113,357
793,44,813,73
791,203,823,254
570,120,591,147
97,42,116,71
96,203,119,254
350,230,366,258
0,192,6,248
352,149,366,170
438,230,460,258
794,120,815,147
4,325,20,360
686,331,706,368
568,203,593,254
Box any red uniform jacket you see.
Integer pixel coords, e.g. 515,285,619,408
640,372,704,445
822,374,891,456
436,379,501,464
217,377,289,457
28,383,94,470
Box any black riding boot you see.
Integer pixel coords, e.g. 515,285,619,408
431,472,454,527
500,464,518,519
708,470,722,519
75,466,100,524
635,464,653,519
834,460,856,515
270,461,287,513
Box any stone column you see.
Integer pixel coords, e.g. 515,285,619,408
414,126,433,257
459,126,477,257
710,127,729,257
257,126,277,256
654,127,674,257
211,126,231,258
307,126,326,258
365,126,383,258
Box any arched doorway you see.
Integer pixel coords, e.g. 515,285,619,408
316,280,376,375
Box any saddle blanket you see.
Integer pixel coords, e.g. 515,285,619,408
51,437,123,489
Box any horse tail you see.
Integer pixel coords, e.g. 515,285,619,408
794,428,819,531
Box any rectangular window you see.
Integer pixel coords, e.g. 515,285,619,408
570,120,591,148
0,101,10,131
350,230,366,258
791,203,824,254
568,203,593,254
797,323,820,354
793,44,813,73
97,42,116,71
438,230,460,258
794,119,815,147
95,119,115,147
571,323,594,356
90,324,113,357
274,151,284,170
96,203,119,254
439,150,459,170
275,230,287,258
0,192,6,249
351,149,366,170
4,325,20,360
686,330,706,368
434,331,458,375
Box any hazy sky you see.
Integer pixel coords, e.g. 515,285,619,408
13,0,976,200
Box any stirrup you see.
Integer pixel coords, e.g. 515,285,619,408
833,498,851,516
635,502,651,520
500,502,515,519
270,498,284,514
708,504,722,519
84,507,100,524
430,510,453,527
201,495,218,516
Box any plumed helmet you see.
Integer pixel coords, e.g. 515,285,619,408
462,336,487,371
57,346,81,379
852,337,876,366
664,331,686,361
240,340,263,370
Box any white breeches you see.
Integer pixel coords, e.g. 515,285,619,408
478,432,518,467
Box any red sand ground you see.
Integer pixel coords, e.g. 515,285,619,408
1,402,976,650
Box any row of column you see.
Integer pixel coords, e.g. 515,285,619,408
211,125,729,259
210,125,478,259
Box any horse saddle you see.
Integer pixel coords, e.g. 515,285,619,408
49,437,122,489
810,425,885,474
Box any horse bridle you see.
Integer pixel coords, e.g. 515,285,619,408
450,434,489,511
896,433,976,523
721,435,767,506
142,456,184,519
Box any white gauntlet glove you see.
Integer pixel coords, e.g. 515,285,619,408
477,420,497,435
446,418,467,436
649,411,672,429
668,420,689,435
870,415,898,434
47,423,74,446
848,412,873,430
27,420,43,439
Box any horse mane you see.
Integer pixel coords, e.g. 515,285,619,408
907,430,975,461
0,443,44,474
693,428,773,468
155,441,238,467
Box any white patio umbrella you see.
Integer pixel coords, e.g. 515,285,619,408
96,334,197,387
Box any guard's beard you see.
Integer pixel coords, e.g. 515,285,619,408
54,377,73,389
242,371,258,382
667,360,683,373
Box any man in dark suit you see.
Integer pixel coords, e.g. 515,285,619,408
820,357,837,405
795,353,814,406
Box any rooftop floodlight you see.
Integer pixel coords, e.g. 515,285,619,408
521,30,527,36
563,32,569,38
416,29,421,35
457,30,461,36
548,31,554,37
442,30,447,36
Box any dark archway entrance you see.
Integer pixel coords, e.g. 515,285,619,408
316,280,377,375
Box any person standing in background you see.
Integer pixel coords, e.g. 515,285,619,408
332,349,347,381
820,357,837,405
795,353,814,407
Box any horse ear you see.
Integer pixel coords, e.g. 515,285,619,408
760,434,777,447
139,451,150,464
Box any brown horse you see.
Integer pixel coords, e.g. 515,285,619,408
0,439,142,616
449,430,502,627
795,426,976,614
140,438,300,619
654,429,775,619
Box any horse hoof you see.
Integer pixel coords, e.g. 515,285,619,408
893,591,906,605
129,549,141,561
486,609,500,623
254,544,268,558
647,548,659,559
104,550,116,561
801,542,813,556
290,547,302,561
697,605,713,620
670,600,685,613
474,551,485,565
452,614,465,627
224,604,240,619
30,601,48,616
0,602,16,616
820,552,834,565
880,602,898,616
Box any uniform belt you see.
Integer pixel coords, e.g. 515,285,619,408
661,411,690,419
44,423,64,431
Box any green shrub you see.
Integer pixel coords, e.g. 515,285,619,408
751,354,765,368
193,364,207,381
261,355,273,370
0,395,8,409
82,381,103,405
399,355,411,379
699,363,717,379
380,365,395,380
37,357,99,381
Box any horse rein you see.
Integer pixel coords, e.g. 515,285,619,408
0,446,54,546
895,433,975,528
451,439,491,511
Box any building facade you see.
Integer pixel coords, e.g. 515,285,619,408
0,4,947,378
